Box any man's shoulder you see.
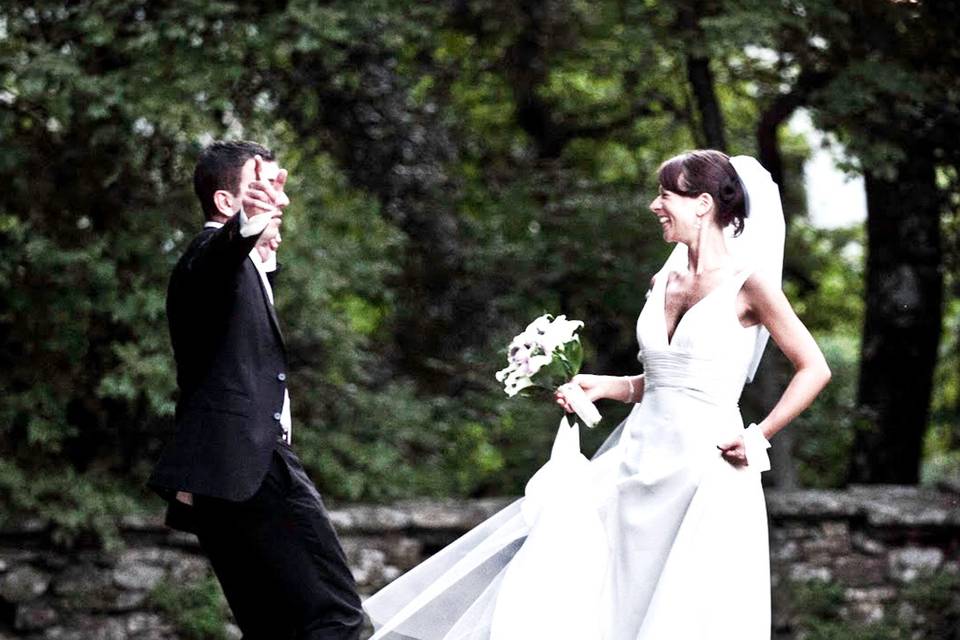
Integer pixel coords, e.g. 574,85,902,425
174,227,220,265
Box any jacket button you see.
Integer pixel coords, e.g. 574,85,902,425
273,412,282,421
277,373,286,381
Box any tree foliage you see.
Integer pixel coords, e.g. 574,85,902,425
1,0,958,541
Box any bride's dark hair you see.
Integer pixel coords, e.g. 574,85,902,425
657,149,747,236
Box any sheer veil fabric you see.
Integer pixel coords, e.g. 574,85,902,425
364,156,785,640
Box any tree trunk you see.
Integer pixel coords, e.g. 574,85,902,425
849,152,943,483
685,55,727,152
676,2,727,151
278,49,477,391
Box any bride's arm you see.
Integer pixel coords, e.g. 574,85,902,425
554,373,645,412
741,273,832,440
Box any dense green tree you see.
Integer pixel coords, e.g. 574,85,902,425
1,0,956,546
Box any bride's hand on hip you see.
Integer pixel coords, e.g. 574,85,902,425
717,436,748,467
554,374,625,412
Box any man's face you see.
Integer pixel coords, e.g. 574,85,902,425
237,156,286,244
236,157,283,208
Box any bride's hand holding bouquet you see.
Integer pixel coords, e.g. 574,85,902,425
495,314,602,427
554,373,640,415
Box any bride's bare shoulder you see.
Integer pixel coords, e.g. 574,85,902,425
740,271,792,319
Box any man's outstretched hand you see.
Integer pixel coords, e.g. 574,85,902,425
242,154,289,217
242,155,289,246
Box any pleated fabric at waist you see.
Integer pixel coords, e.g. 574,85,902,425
640,349,747,408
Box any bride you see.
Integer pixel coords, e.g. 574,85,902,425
363,150,832,639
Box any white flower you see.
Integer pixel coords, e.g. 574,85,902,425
526,354,552,376
538,315,583,354
525,314,553,335
504,373,533,397
509,343,533,367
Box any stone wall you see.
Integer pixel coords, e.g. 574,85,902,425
1,486,958,639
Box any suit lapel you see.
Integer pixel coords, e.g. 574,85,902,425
248,258,286,348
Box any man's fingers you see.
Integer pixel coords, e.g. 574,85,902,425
244,188,273,205
246,180,279,204
254,154,263,181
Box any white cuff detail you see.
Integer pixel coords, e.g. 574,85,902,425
238,205,272,238
259,248,277,272
743,423,771,472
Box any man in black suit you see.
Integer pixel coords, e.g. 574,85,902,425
149,140,363,639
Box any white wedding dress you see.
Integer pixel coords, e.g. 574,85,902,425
364,264,772,640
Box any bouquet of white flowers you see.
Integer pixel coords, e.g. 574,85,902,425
495,314,602,427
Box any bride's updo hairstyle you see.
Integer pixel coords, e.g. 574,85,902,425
657,149,748,236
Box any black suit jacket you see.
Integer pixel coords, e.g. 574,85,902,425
149,213,288,506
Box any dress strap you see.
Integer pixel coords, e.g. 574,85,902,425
731,267,754,292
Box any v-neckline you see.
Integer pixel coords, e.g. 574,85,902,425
661,270,732,348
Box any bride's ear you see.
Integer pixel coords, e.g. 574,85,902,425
695,192,715,216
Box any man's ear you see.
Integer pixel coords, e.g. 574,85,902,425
212,189,237,217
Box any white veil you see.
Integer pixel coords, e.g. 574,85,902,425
652,155,784,382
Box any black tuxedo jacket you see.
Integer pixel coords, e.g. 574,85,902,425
149,213,288,504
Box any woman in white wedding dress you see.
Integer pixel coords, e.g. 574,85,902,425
363,150,832,640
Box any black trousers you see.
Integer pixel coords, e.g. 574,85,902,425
194,442,363,640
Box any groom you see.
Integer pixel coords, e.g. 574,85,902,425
148,140,363,639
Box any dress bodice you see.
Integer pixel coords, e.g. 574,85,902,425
636,267,760,406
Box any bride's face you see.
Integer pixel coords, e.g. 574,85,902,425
649,186,701,243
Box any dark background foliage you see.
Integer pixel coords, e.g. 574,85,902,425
0,0,957,545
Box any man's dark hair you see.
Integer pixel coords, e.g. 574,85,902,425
193,140,275,220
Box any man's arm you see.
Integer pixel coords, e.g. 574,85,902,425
182,168,283,284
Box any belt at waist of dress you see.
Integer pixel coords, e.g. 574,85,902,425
640,349,748,406
642,381,742,409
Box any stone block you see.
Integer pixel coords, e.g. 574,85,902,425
844,586,897,604
0,565,50,603
13,602,58,631
789,563,833,583
343,534,424,571
42,615,129,640
889,547,944,583
834,555,887,586
123,611,174,635
766,489,860,519
849,484,960,527
119,513,167,532
400,498,513,530
351,548,402,591
801,521,851,557
164,531,201,549
116,547,175,567
40,553,70,571
168,555,210,583
53,565,112,596
329,505,413,532
851,531,886,556
114,562,165,591
770,539,799,562
0,550,40,565
0,517,48,535
64,588,148,613
845,601,885,624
